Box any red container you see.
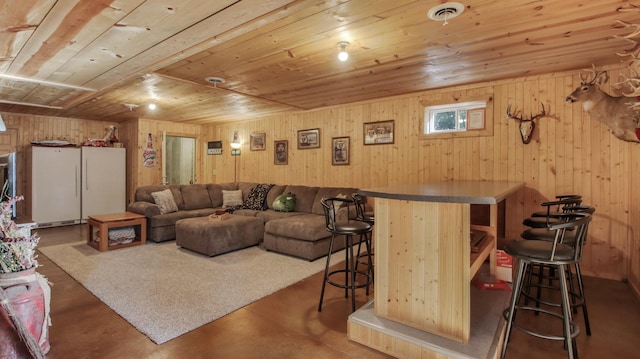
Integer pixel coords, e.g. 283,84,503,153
0,268,50,358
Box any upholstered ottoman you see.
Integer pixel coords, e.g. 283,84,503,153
175,215,264,256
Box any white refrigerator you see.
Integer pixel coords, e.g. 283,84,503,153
31,146,82,227
30,146,126,227
81,147,126,220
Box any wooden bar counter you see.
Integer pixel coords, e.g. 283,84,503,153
348,180,524,357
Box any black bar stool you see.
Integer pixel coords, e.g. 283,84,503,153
523,196,583,228
520,205,596,336
318,197,373,312
352,193,374,281
530,194,582,217
501,212,592,359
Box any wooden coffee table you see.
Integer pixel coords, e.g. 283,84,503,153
87,212,146,252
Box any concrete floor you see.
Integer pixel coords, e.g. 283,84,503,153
30,225,640,358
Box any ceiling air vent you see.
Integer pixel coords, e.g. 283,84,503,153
205,77,225,87
428,2,465,25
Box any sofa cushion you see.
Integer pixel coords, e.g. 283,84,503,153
181,184,212,210
256,209,305,222
135,185,184,209
232,209,260,217
242,183,274,210
151,189,179,214
265,214,329,241
282,185,318,213
207,183,238,208
266,185,286,210
238,182,259,202
222,190,243,208
311,187,358,215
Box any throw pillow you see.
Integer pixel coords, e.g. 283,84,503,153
273,192,296,212
242,184,274,210
151,189,179,214
336,193,348,206
222,189,243,208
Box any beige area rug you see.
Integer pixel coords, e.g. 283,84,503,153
39,241,343,344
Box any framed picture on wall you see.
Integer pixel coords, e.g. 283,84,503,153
274,140,288,165
467,108,485,130
331,137,350,165
250,132,266,151
363,120,394,145
297,128,320,149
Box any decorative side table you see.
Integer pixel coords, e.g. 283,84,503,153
87,212,146,252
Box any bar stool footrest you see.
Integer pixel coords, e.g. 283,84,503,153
502,307,580,341
327,269,373,290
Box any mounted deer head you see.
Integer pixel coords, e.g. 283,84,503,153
565,17,640,143
506,103,546,144
565,66,640,143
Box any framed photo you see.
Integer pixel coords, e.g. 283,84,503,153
297,128,320,149
467,108,485,130
363,120,394,145
274,140,288,165
331,137,350,166
250,132,266,151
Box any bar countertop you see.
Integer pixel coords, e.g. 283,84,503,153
358,180,525,204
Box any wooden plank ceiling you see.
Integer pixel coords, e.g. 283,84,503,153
0,0,638,124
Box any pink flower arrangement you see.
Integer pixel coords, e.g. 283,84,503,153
0,196,40,273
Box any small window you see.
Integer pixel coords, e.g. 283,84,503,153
423,101,486,134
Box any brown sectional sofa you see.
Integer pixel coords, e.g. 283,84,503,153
127,182,361,260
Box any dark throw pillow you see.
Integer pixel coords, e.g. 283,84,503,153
242,184,274,210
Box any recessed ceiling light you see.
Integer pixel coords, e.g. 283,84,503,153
148,103,157,110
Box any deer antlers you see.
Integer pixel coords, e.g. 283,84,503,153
579,65,609,86
612,19,640,98
506,103,546,123
506,103,546,144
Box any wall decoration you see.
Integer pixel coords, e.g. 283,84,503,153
363,120,394,145
331,136,350,165
250,132,266,151
467,108,486,130
506,104,546,144
143,133,156,167
297,128,320,149
207,141,223,155
566,66,640,142
274,140,288,165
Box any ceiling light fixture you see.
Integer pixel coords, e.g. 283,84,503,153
337,41,350,62
148,103,157,110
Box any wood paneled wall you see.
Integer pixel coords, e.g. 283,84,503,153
0,113,118,218
126,118,203,203
2,64,637,297
205,64,640,295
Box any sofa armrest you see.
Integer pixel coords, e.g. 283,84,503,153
127,201,161,217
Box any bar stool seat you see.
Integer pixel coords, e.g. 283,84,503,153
501,212,592,359
318,197,373,313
